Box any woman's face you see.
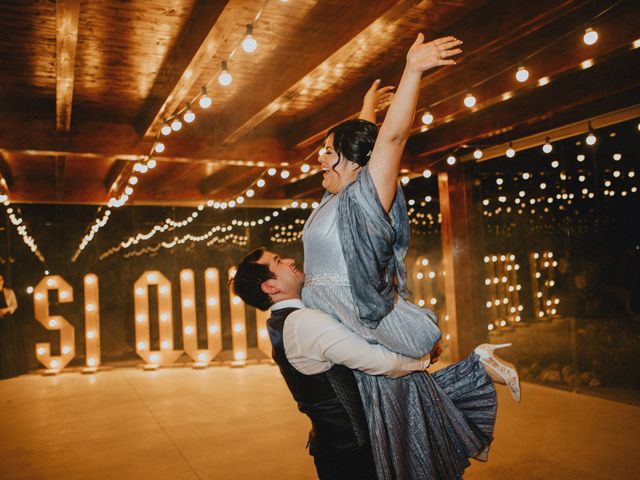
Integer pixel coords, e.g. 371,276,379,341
319,134,360,194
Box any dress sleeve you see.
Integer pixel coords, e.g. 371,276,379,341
336,166,411,327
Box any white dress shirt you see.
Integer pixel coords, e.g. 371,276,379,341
271,299,430,379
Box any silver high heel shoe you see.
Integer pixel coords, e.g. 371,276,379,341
475,343,521,402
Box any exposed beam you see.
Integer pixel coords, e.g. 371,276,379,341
55,0,81,134
407,48,640,164
199,167,265,197
134,0,231,138
0,154,14,191
285,0,589,150
0,118,289,167
55,155,66,200
219,0,402,145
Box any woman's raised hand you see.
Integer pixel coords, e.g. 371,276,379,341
363,79,395,112
406,34,462,74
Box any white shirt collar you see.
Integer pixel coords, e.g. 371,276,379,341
271,298,305,312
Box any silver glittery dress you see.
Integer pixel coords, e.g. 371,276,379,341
302,192,498,480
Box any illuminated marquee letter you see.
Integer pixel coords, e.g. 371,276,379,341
83,274,101,372
134,271,182,368
483,254,523,331
529,251,560,320
180,268,223,367
34,275,75,373
228,267,247,366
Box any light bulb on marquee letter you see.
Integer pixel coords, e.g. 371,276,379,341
180,268,221,368
133,271,182,369
83,274,101,372
34,275,75,373
204,268,223,359
228,267,247,366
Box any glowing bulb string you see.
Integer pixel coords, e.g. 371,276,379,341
123,232,248,259
157,0,272,139
1,198,45,262
414,0,627,130
72,0,275,261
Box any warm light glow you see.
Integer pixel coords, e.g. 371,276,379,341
242,25,258,53
301,163,310,173
154,143,165,153
542,139,553,153
464,93,476,108
421,112,433,125
401,176,410,185
583,27,598,45
515,66,529,82
422,169,432,178
506,145,515,158
199,86,212,108
473,148,483,159
537,76,550,86
580,59,594,70
171,118,182,131
446,155,456,165
586,132,597,145
161,124,172,136
218,61,232,86
183,108,195,123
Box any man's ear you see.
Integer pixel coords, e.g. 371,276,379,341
261,279,280,295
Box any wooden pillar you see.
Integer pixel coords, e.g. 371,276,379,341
438,165,480,360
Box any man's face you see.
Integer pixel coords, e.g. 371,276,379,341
257,250,304,298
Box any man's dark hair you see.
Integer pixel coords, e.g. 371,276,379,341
232,248,276,311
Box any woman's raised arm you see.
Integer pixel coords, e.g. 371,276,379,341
368,34,462,212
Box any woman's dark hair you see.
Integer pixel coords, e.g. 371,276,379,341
231,248,276,311
326,119,378,168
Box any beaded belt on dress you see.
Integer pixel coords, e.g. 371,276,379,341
304,274,351,286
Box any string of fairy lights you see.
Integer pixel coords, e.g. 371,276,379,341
64,1,640,262
72,0,278,260
1,196,45,262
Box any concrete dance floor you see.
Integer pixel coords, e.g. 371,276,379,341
1,363,638,479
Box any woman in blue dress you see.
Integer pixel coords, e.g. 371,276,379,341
301,34,520,479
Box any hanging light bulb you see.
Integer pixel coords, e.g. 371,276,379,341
421,111,433,125
583,26,598,45
300,163,310,173
506,142,515,158
161,123,172,136
464,92,476,108
218,61,232,86
183,103,195,123
199,86,212,108
242,24,257,53
542,137,553,153
586,122,597,145
171,118,182,131
473,148,483,159
154,142,165,153
147,159,157,169
446,155,456,165
515,65,529,82
422,169,432,178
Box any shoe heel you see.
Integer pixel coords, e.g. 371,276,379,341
475,343,521,402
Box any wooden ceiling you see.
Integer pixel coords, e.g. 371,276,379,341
0,0,638,206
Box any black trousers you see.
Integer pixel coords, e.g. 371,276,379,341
313,446,377,480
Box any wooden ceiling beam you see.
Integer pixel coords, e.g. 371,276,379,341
134,0,231,139
218,0,402,145
55,0,81,134
407,47,640,165
285,0,591,150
